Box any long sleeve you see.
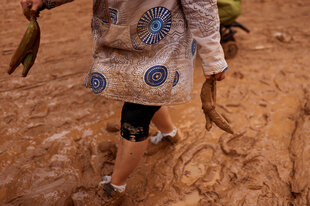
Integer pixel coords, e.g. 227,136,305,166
180,0,228,75
42,0,74,10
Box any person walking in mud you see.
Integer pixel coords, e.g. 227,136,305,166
20,0,228,205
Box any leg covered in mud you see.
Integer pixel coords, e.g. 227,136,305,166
99,103,160,204
107,103,160,184
111,138,149,186
200,78,234,134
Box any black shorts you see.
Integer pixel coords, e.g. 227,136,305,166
120,102,161,142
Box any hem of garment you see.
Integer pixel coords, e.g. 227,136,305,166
203,61,228,76
89,89,192,106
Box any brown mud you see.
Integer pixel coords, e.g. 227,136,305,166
1,0,310,205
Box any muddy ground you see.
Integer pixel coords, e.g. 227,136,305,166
1,0,310,205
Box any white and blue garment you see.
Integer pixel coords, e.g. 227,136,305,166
43,0,228,105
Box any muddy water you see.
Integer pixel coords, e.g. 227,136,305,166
1,0,310,205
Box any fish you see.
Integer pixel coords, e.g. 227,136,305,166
8,14,40,77
201,78,234,134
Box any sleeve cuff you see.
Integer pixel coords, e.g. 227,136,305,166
202,63,229,76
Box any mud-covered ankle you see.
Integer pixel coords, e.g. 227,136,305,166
99,176,126,193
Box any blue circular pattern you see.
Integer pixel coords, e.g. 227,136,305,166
91,72,107,94
137,7,172,45
191,39,197,56
144,65,168,87
173,71,179,87
150,18,163,33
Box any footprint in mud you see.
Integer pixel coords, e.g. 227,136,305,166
173,142,220,189
249,113,269,131
97,141,117,155
181,152,219,187
198,164,221,187
304,99,310,115
231,71,244,79
105,121,120,133
145,139,175,156
261,89,279,100
219,133,256,157
273,70,295,93
223,84,249,102
256,190,292,206
198,191,220,206
97,141,117,175
69,186,101,206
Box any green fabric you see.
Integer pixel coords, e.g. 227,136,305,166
218,0,242,25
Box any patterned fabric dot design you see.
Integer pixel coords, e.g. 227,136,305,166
91,72,107,94
144,65,168,87
102,8,118,24
137,7,172,45
173,71,179,87
191,39,197,56
109,8,118,24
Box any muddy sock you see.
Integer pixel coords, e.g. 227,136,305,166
99,176,126,193
150,127,177,144
110,183,126,193
99,175,111,185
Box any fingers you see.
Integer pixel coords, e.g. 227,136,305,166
31,2,40,11
205,71,226,81
31,0,43,14
20,0,31,20
214,71,225,81
20,0,43,20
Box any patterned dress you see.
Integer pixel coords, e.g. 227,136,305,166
43,0,228,105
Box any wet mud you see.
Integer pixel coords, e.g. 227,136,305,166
1,0,310,205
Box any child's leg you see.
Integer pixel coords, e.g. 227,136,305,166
109,102,160,186
111,137,148,186
150,106,179,144
152,106,175,133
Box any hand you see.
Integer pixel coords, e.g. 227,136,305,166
20,0,43,20
205,71,226,81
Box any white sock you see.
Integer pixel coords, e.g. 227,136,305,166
99,176,111,185
150,127,177,144
110,183,126,193
99,176,126,193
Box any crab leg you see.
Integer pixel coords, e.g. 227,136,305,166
201,79,234,134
